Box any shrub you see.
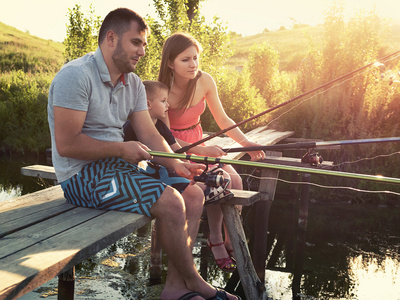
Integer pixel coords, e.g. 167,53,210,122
0,70,52,154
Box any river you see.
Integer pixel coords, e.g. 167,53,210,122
1,155,399,299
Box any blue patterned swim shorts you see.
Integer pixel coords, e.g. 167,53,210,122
60,157,190,217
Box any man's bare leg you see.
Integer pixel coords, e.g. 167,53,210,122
150,184,239,300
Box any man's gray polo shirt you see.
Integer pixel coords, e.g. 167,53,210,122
47,47,147,182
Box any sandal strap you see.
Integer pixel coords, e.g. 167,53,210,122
215,257,235,269
207,238,225,250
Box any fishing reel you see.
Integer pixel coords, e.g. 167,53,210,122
301,149,323,166
194,164,225,187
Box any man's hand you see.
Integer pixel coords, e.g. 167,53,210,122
173,161,205,180
120,141,152,164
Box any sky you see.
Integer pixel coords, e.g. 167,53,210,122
1,0,400,43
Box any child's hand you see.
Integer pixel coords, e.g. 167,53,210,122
174,162,205,180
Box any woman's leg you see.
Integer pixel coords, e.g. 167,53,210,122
206,168,236,271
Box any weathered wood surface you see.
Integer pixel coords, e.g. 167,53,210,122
20,164,57,180
204,126,294,160
253,151,282,282
0,186,152,300
221,203,268,300
0,185,262,300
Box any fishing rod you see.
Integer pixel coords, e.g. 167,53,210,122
221,137,400,153
175,49,400,154
149,151,400,185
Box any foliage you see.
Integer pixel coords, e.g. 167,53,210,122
246,42,297,109
63,4,101,62
275,3,400,198
0,22,64,73
0,70,52,153
201,67,267,132
136,0,233,82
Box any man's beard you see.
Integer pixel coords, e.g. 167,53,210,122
112,41,136,73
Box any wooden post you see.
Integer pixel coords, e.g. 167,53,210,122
58,267,75,300
149,220,162,283
253,151,282,282
292,173,310,299
221,204,267,300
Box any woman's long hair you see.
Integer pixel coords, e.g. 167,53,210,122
158,32,203,114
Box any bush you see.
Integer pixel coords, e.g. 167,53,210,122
0,70,52,154
201,67,267,132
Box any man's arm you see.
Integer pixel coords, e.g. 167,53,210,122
54,106,151,163
130,110,205,178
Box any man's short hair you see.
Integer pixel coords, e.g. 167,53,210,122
143,80,168,101
98,8,150,45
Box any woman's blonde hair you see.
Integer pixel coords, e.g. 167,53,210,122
158,32,203,113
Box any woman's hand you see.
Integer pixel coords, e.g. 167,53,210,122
193,145,227,158
242,141,265,161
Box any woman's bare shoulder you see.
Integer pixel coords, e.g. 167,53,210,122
198,71,216,87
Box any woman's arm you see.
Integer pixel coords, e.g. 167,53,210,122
202,72,265,161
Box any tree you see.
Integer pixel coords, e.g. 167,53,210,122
63,4,101,62
136,0,233,81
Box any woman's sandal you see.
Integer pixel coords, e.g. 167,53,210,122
225,247,235,262
204,179,234,206
207,237,236,272
206,287,242,300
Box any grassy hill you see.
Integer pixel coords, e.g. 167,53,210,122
0,22,64,73
2,20,400,75
229,22,400,72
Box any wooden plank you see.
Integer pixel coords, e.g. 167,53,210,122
21,165,57,180
226,189,262,206
0,186,71,238
0,201,74,238
0,209,151,300
0,185,63,212
205,129,294,160
262,155,334,169
0,207,104,259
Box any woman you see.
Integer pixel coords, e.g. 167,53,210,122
158,32,265,272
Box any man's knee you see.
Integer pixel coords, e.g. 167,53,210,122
150,185,185,217
182,184,204,209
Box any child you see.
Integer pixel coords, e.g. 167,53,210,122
124,80,233,205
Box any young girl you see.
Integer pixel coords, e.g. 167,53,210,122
158,32,265,272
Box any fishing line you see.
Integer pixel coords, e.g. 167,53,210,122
206,52,400,157
332,151,400,168
262,52,400,130
176,49,400,154
241,173,400,197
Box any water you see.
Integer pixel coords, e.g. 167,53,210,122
1,156,400,299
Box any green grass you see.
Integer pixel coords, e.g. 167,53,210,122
228,22,400,72
0,22,64,73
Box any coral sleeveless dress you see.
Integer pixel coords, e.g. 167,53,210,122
169,98,206,153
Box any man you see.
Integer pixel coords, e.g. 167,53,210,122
48,8,240,300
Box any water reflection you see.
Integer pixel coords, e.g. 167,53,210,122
2,155,399,299
0,184,22,202
349,255,400,299
262,194,400,300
